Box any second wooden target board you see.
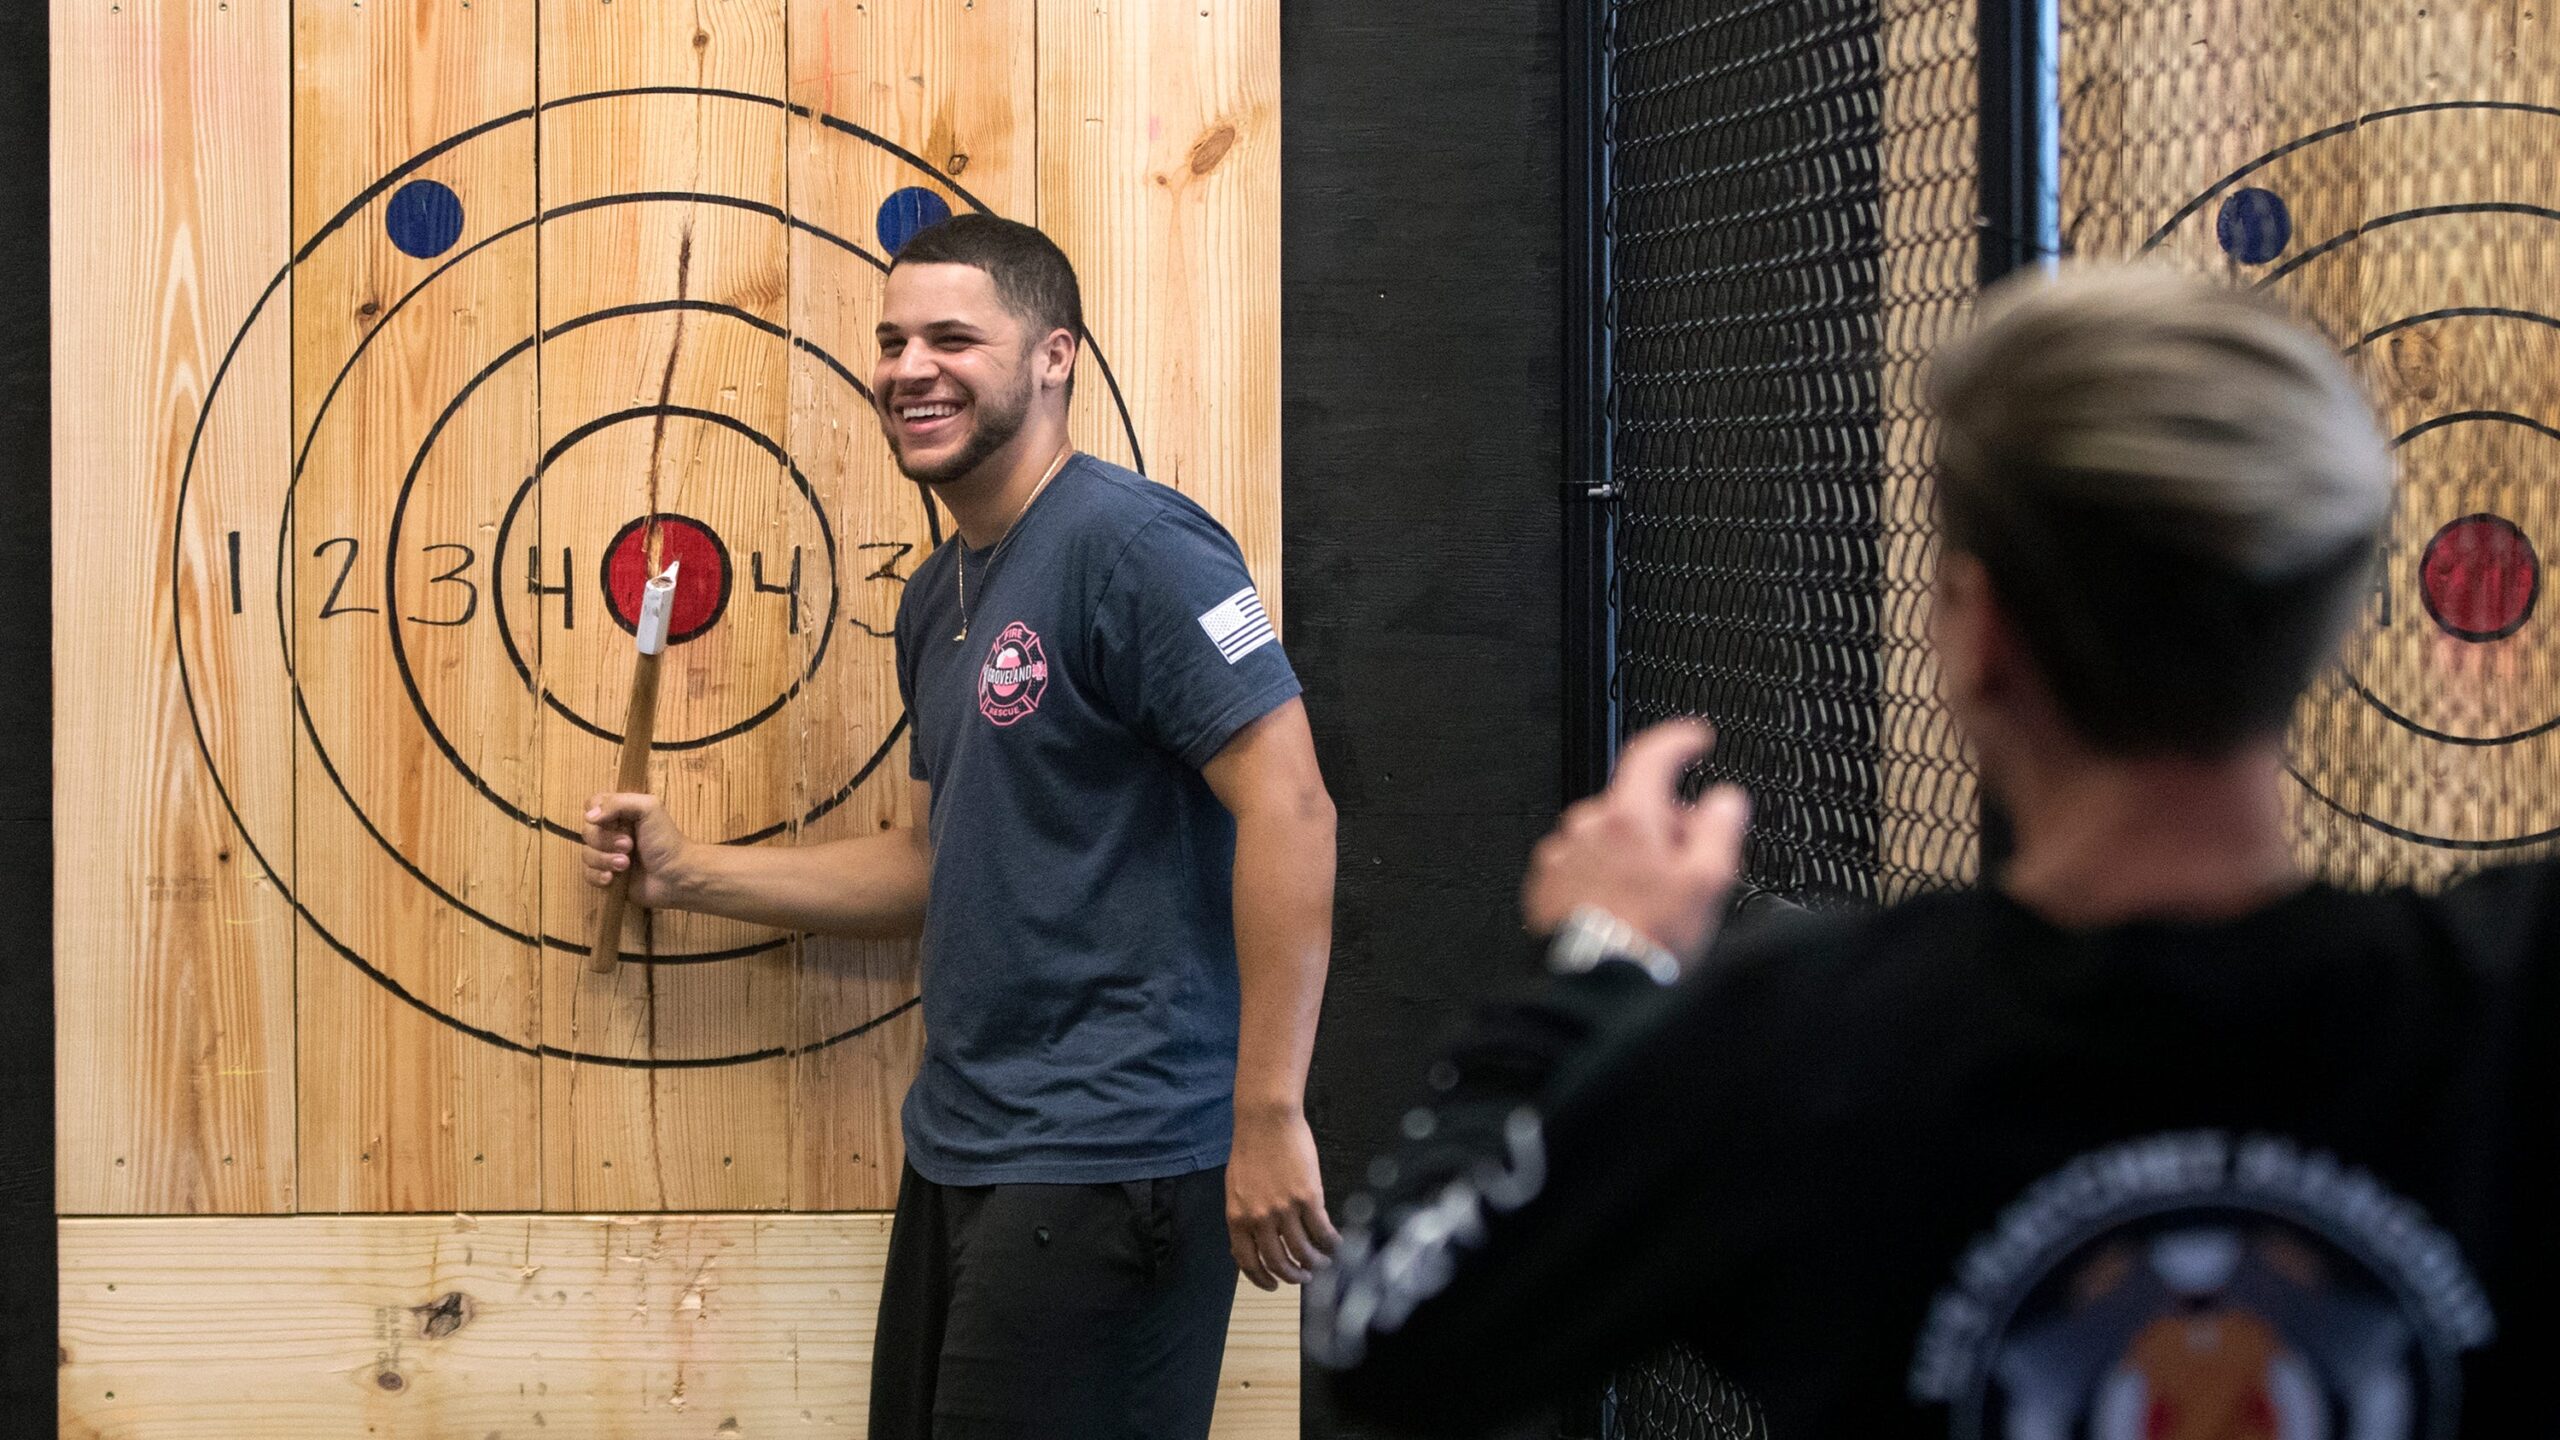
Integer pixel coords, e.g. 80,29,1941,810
2140,102,2559,862
2064,3,2560,885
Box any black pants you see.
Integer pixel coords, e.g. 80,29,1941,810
869,1163,1238,1439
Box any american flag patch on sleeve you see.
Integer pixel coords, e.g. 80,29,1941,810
1197,586,1277,664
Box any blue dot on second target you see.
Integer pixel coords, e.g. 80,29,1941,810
2215,186,2293,265
877,187,954,256
385,179,466,260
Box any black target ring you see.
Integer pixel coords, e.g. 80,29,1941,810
2143,100,2560,855
269,207,889,968
172,88,1146,1065
292,270,867,963
439,363,844,753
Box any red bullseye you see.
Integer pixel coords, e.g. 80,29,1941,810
604,514,731,643
2419,513,2540,642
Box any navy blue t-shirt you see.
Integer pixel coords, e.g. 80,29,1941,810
893,454,1301,1185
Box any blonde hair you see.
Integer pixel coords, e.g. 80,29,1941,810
1929,266,2394,754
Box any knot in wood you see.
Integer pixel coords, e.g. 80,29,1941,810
1187,123,1238,177
413,1290,476,1339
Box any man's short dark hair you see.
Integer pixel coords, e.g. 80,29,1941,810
890,213,1086,352
1929,268,2394,757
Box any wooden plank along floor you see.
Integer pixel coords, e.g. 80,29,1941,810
59,1214,1301,1439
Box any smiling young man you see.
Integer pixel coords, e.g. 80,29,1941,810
581,214,1338,1439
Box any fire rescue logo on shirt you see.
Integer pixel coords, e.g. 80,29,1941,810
977,621,1050,727
1909,1131,2494,1440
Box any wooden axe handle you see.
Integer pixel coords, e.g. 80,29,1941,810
586,650,665,975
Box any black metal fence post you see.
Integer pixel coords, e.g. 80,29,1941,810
1562,0,1618,806
1973,0,2058,868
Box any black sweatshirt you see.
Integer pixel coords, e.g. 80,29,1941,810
1312,861,2560,1438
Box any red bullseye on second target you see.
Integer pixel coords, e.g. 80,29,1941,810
2420,513,2541,642
604,514,732,643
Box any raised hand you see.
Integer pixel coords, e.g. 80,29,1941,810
1521,720,1750,964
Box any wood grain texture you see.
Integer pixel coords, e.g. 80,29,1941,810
2060,0,2560,887
53,0,298,1215
1037,0,1283,616
537,0,803,1212
2303,2,2560,885
59,0,1290,1282
289,0,545,1214
778,0,1041,1211
59,1213,1302,1438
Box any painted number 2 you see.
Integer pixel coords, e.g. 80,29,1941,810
312,536,378,618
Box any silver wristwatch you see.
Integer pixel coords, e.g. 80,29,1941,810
1545,905,1683,987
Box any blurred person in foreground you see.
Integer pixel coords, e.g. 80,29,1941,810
1311,266,2558,1437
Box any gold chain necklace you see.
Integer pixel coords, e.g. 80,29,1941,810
955,444,1075,644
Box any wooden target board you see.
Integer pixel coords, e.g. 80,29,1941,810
56,1,1292,1433
2061,0,2559,888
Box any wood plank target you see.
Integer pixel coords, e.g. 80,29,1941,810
1037,0,1284,613
2060,0,2560,888
533,0,807,1215
58,0,1276,1212
288,0,545,1215
54,0,298,1216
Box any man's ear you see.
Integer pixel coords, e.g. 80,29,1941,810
1938,550,2061,745
1933,550,2003,714
1038,326,1080,392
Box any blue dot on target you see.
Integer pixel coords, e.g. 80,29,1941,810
2215,186,2292,265
877,187,954,256
385,179,466,260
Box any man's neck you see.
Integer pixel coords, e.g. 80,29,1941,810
938,417,1073,549
1994,738,2302,928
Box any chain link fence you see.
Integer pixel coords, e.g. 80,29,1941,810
1606,0,1978,917
1593,0,1983,1431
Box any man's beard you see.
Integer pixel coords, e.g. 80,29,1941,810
883,364,1035,486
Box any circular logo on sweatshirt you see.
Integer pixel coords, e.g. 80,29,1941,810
1910,1132,2494,1440
979,621,1051,726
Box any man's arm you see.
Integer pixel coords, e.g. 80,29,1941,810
1312,722,1762,1433
1200,697,1341,1290
1310,961,1695,1434
580,779,935,938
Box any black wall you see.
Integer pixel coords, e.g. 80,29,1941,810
0,0,50,1425
1282,4,1566,1436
